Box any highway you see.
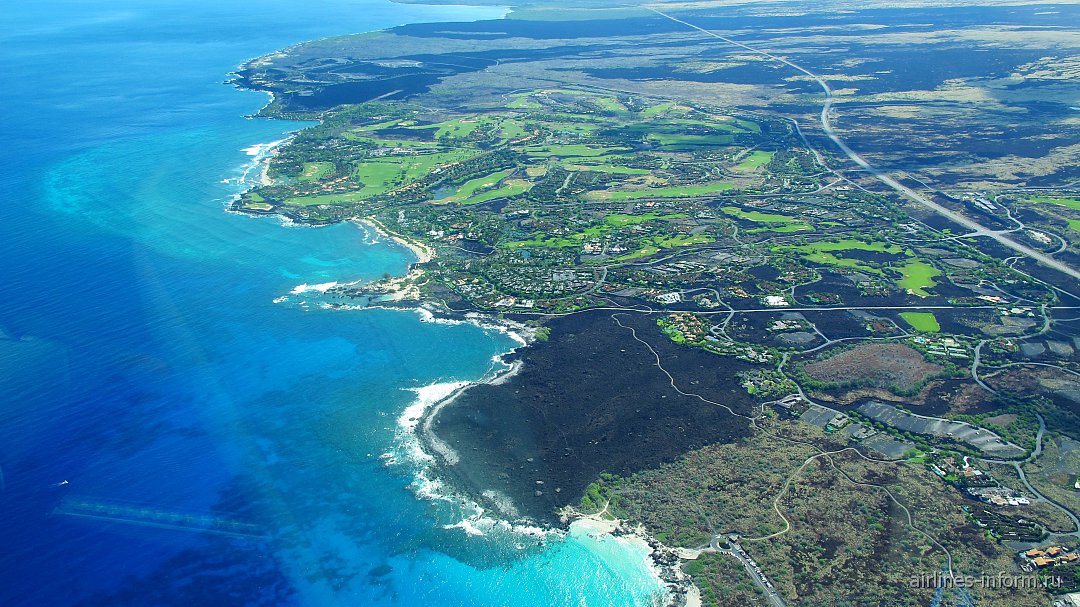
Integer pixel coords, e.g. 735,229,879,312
647,8,1080,283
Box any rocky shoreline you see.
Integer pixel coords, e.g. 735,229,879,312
228,43,709,607
562,513,702,607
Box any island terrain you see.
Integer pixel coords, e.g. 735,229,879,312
232,1,1080,605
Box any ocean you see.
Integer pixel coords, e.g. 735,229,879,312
0,1,666,605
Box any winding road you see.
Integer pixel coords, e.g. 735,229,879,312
647,8,1080,283
979,414,1080,539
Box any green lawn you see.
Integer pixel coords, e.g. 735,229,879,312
594,97,626,112
507,93,541,109
653,234,713,247
353,161,408,195
793,239,904,254
457,182,531,205
285,190,372,207
721,206,812,232
900,311,941,332
732,118,762,134
424,118,485,139
1026,196,1080,211
348,119,402,133
499,120,529,140
502,215,705,255
604,212,688,227
647,133,733,148
747,224,813,233
525,144,626,158
341,133,436,148
285,149,477,205
611,245,661,261
735,150,774,171
608,234,711,260
565,162,650,175
545,121,602,134
436,169,514,204
299,162,335,182
783,240,906,275
502,233,580,249
642,102,674,117
602,182,734,200
721,206,798,224
895,261,941,297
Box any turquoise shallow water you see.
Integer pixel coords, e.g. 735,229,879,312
0,1,666,605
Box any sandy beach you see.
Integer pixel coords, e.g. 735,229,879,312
564,508,702,607
358,216,434,265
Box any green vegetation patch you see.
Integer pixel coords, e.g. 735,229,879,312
604,212,688,227
284,149,478,205
899,311,941,332
341,133,436,148
498,120,529,140
794,240,904,255
746,224,813,233
601,182,733,200
565,163,649,175
458,181,531,205
647,133,733,149
436,169,514,204
299,161,335,182
735,150,774,171
411,117,491,139
782,239,905,274
721,206,798,224
593,97,627,112
525,144,627,158
1025,196,1080,211
610,245,661,261
502,233,581,249
721,206,812,233
641,102,674,117
285,190,372,207
653,233,713,247
895,261,941,297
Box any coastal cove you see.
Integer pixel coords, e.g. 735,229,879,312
1,1,670,606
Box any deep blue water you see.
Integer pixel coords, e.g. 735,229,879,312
0,2,664,605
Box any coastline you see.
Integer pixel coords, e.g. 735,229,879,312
233,111,701,607
398,352,701,607
405,313,708,606
565,511,701,607
227,9,698,605
357,216,434,265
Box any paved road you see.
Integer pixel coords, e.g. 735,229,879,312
979,414,1080,538
970,340,997,394
648,9,1080,283
716,539,787,607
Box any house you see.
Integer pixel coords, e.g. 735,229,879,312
1021,546,1077,569
657,292,682,305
